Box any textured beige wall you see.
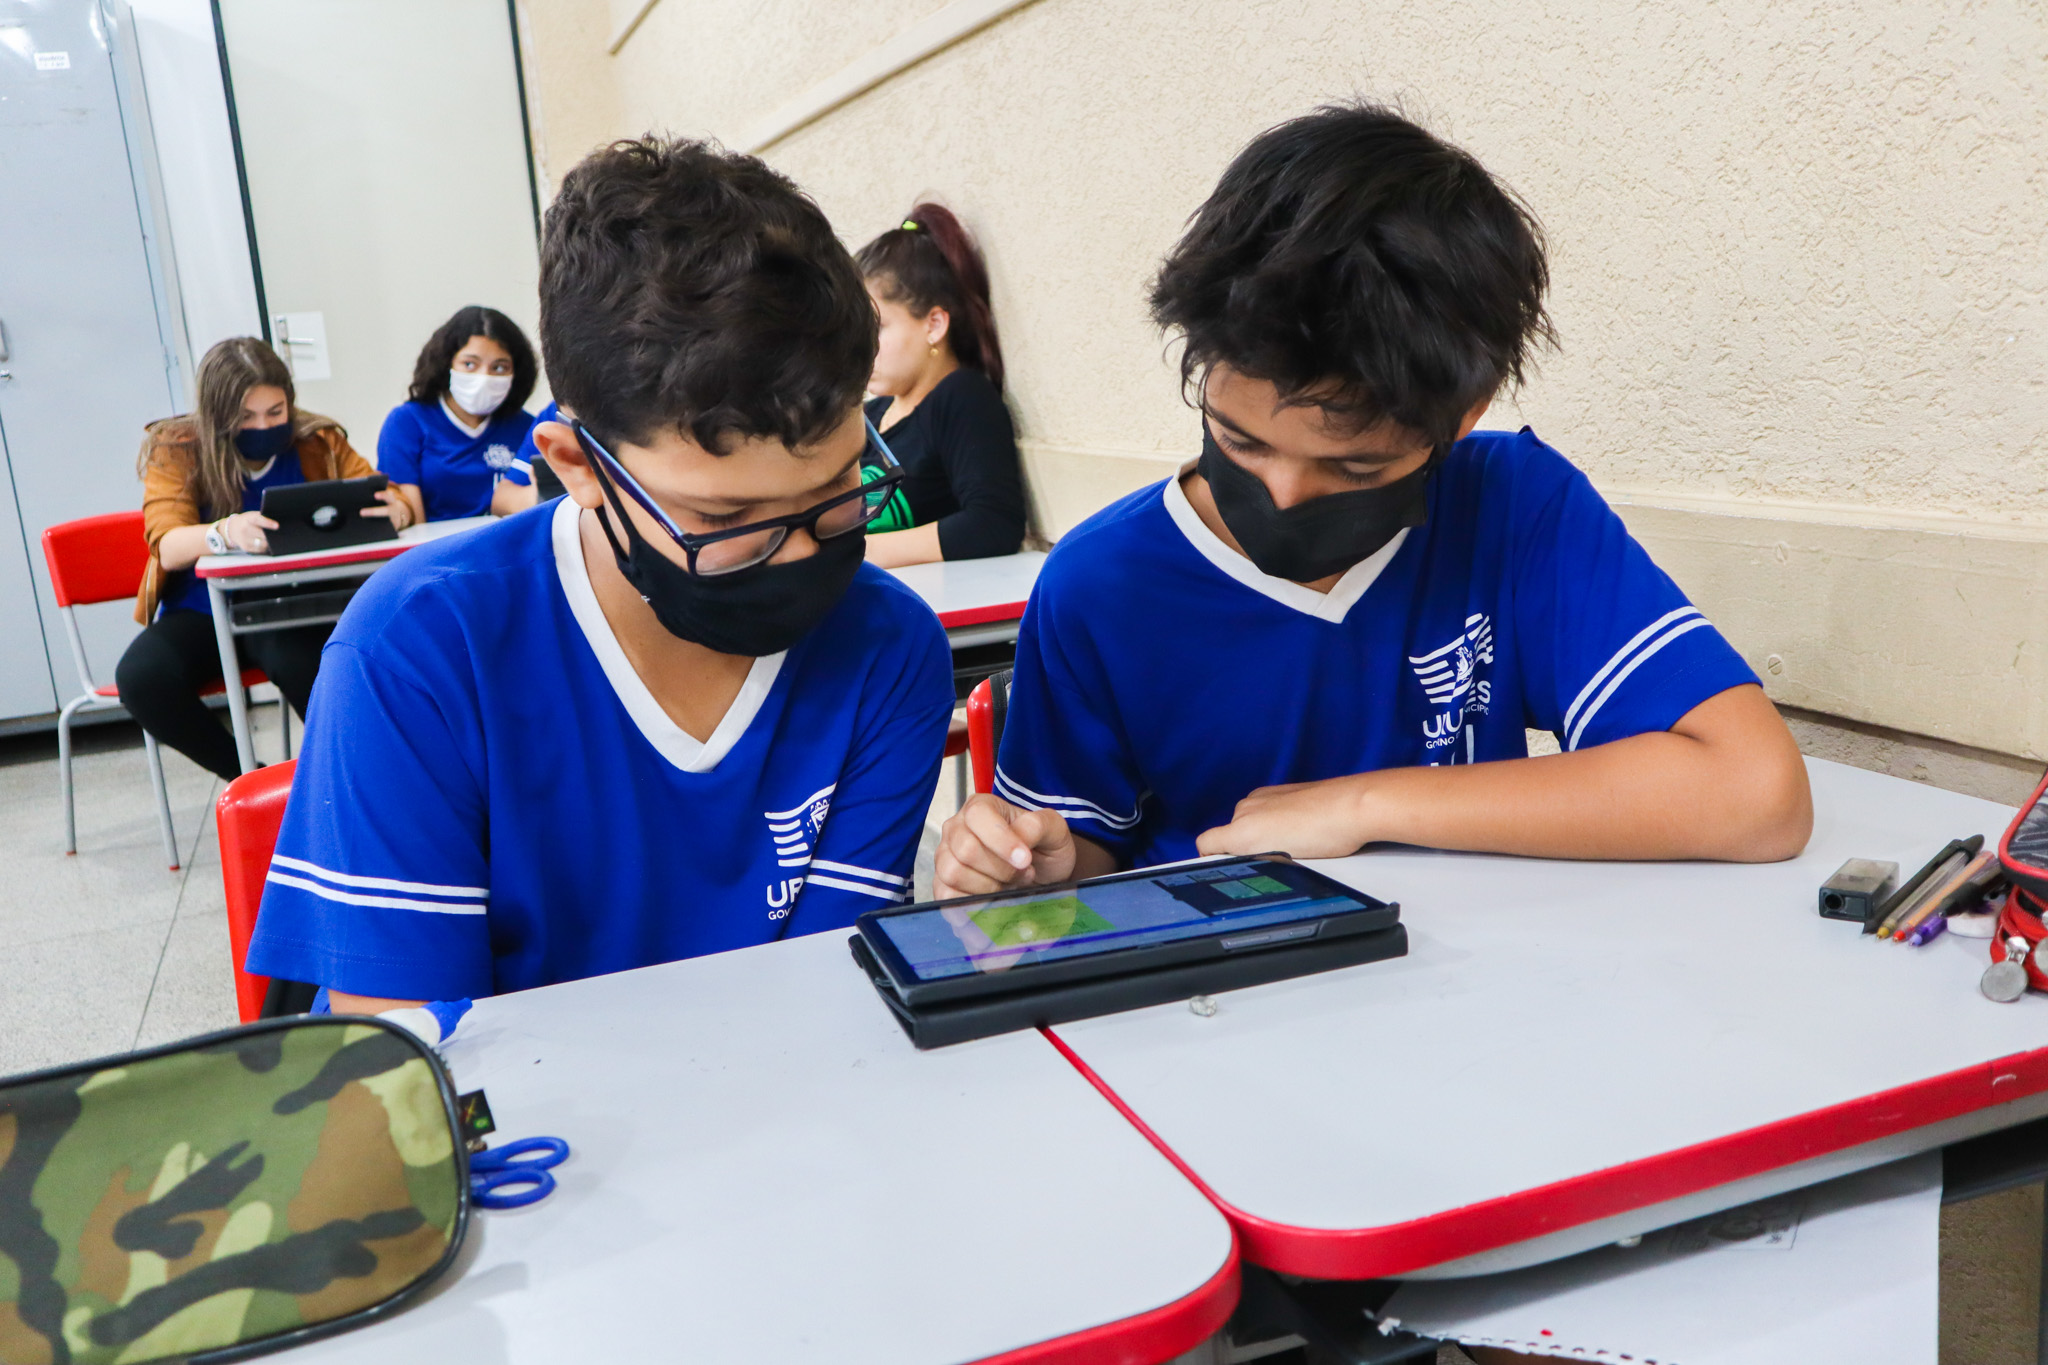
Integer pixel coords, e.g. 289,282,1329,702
518,0,2048,759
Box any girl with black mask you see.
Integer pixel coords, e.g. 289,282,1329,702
115,337,409,780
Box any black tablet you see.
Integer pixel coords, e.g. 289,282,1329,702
259,475,398,556
856,856,1398,1007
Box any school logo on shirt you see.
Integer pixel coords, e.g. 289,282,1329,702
762,784,836,917
1410,613,1494,759
484,443,514,471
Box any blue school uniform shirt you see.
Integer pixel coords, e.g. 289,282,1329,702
245,497,954,1000
375,398,537,520
994,427,1758,868
157,450,305,617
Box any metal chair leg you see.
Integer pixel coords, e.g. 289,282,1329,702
281,700,293,761
144,731,180,871
57,697,79,855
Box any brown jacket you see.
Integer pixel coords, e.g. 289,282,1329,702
135,419,376,623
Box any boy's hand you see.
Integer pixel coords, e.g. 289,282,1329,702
935,794,1079,898
1196,775,1376,860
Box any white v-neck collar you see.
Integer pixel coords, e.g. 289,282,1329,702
441,397,487,438
551,498,784,773
1161,466,1409,624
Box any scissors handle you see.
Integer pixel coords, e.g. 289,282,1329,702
474,1135,570,1171
469,1135,570,1210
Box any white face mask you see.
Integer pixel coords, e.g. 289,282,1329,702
448,369,513,418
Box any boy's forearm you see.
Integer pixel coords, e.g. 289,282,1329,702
1203,685,1812,864
1351,728,1809,862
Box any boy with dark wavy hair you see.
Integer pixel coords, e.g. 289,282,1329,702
251,138,952,1010
938,104,1810,898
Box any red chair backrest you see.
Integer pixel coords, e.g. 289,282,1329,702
42,510,150,609
966,677,997,795
218,760,296,1023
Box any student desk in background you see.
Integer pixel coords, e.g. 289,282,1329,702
274,929,1238,1365
1041,759,2048,1296
195,517,494,773
887,550,1045,698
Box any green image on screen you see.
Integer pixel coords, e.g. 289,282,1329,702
969,895,1113,948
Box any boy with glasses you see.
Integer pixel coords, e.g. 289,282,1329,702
247,139,953,1011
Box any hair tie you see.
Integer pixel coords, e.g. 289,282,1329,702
900,219,920,232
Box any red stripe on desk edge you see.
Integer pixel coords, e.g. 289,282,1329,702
194,543,414,577
1043,1024,2048,1281
938,600,1028,629
975,1215,1238,1365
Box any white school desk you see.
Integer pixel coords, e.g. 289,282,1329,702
1041,758,2048,1283
195,534,1042,774
890,550,1045,647
195,518,494,774
281,929,1238,1365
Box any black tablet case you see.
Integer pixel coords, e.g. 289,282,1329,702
850,920,1409,1049
261,477,399,556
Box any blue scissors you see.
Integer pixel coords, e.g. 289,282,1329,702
469,1136,570,1210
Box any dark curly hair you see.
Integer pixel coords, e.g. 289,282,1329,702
856,202,1005,392
1150,102,1555,446
406,305,538,414
540,137,876,455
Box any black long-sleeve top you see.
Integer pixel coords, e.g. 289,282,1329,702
864,367,1026,560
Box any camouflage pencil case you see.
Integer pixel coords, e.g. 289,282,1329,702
0,1014,469,1364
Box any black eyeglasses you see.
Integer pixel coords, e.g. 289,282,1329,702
571,418,907,576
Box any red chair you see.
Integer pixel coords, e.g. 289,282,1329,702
964,668,1013,796
218,759,296,1023
42,511,275,870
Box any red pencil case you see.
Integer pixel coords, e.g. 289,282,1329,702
1993,771,2048,990
1998,768,2048,903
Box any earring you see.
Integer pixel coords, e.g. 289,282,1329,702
928,345,939,357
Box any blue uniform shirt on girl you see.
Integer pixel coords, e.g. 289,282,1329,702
993,427,1758,868
245,497,954,1000
375,398,537,520
157,449,305,616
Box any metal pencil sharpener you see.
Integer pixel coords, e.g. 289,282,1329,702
1819,858,1899,924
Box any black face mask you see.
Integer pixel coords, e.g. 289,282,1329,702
1196,426,1437,583
585,457,864,658
234,423,296,462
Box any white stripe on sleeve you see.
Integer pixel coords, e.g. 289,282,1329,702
993,768,1143,830
265,870,487,915
1566,616,1717,751
269,854,487,900
804,873,908,901
1561,607,1702,738
808,859,908,888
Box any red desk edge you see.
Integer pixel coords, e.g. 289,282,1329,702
976,1231,1239,1365
1043,1024,2048,1281
937,600,1029,630
194,543,414,578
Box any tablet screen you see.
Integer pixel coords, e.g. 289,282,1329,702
871,857,1378,983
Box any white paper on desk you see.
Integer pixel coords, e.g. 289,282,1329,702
1379,1152,1940,1364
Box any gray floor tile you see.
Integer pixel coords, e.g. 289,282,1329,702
0,920,171,1074
133,907,239,1051
0,747,212,949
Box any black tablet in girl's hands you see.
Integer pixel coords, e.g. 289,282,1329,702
856,856,1398,1008
259,475,399,555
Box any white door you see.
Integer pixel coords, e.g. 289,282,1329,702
0,0,185,721
214,0,543,447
